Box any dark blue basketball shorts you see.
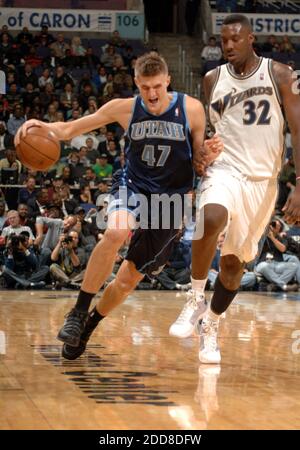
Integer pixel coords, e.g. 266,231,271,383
108,183,184,277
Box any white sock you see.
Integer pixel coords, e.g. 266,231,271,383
191,277,207,294
206,306,220,322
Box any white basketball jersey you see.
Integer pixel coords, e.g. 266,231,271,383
209,58,284,179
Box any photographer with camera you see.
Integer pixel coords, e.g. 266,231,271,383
255,218,298,291
50,230,85,289
1,210,35,245
1,231,49,289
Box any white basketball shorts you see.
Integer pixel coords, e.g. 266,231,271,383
198,166,278,263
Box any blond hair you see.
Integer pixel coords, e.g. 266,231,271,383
134,52,168,78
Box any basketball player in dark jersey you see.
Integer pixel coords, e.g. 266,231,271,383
16,52,223,359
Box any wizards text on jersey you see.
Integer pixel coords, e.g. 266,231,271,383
211,86,273,117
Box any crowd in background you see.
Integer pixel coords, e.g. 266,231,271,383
0,23,300,292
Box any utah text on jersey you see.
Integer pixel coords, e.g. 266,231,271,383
131,121,186,141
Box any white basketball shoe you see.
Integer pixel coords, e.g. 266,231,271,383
199,317,221,364
169,290,207,338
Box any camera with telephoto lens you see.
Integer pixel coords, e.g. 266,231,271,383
6,233,27,261
9,234,26,249
62,236,73,244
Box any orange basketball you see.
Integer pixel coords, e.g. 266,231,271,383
16,125,60,171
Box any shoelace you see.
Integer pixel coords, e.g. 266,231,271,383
175,290,205,324
63,309,87,334
201,320,218,352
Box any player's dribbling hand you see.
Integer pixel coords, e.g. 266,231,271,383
14,119,43,147
282,190,300,224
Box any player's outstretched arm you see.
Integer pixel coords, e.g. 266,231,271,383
273,62,300,223
14,98,134,147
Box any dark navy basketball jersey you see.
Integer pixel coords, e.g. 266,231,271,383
122,92,194,195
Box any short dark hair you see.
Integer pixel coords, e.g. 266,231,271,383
223,14,252,31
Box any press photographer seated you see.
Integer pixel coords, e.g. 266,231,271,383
255,219,298,292
1,231,49,289
50,230,86,289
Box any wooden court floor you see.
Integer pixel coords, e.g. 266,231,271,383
0,289,300,430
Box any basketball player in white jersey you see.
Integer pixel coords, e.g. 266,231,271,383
170,14,300,363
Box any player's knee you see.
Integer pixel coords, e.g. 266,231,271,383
103,228,129,248
115,276,137,294
220,255,244,289
202,205,228,237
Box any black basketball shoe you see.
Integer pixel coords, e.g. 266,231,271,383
57,308,89,347
61,308,101,360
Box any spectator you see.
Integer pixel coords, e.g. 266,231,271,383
59,184,78,215
1,210,35,244
53,66,74,94
106,139,120,165
83,96,98,116
27,188,49,219
84,136,100,164
93,179,109,203
71,36,87,67
113,150,126,173
0,121,11,153
122,45,136,68
92,154,113,179
7,104,26,136
21,82,40,111
50,229,85,289
80,167,99,187
38,68,53,90
108,30,126,48
43,103,59,123
79,185,95,212
50,33,70,60
16,27,33,45
19,63,38,90
34,25,55,46
73,205,98,248
35,214,77,251
100,45,116,70
255,219,298,291
5,83,22,111
17,203,36,235
17,176,36,204
61,166,74,185
280,35,295,54
59,82,77,114
0,148,22,174
93,66,108,94
2,231,47,289
0,32,13,63
201,37,222,62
